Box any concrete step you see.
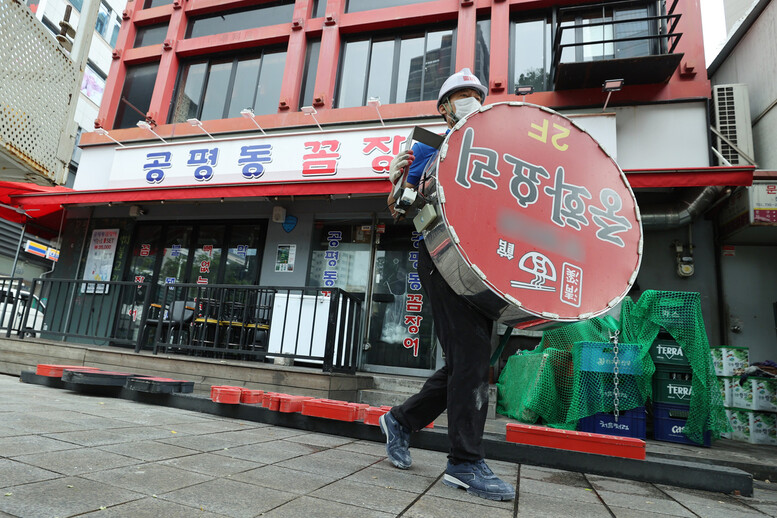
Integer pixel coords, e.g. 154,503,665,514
368,374,427,395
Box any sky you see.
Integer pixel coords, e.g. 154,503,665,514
701,0,728,66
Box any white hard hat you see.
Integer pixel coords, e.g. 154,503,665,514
437,68,488,108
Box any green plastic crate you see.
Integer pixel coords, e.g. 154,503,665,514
653,368,693,405
649,337,690,367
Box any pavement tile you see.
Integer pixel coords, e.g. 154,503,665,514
588,474,666,497
261,495,395,518
98,440,199,461
519,478,602,504
3,415,88,434
406,494,514,518
12,446,140,476
425,476,515,510
80,462,214,494
608,506,690,518
0,476,143,517
596,489,695,517
370,448,449,479
282,432,355,448
147,419,267,436
276,448,383,478
218,426,305,444
750,487,777,504
161,477,293,518
159,452,263,477
749,503,777,517
310,477,420,515
0,434,79,457
156,432,258,452
344,465,437,494
517,492,608,518
79,496,229,517
230,464,338,494
0,459,61,489
657,485,769,518
43,426,176,447
213,438,324,464
521,466,591,488
335,439,387,457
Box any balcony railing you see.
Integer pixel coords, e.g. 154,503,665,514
7,278,362,374
550,0,683,90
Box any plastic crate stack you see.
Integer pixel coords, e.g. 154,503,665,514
649,332,712,446
712,346,777,445
576,341,647,440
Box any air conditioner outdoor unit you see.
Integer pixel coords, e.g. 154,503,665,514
713,84,754,166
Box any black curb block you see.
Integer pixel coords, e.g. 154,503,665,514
20,371,753,496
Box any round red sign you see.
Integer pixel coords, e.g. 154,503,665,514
433,103,642,321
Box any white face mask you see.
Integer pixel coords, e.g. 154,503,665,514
451,97,481,120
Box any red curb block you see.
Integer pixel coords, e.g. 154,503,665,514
301,399,369,422
210,385,242,404
240,389,265,404
364,406,434,428
506,423,646,460
277,395,314,413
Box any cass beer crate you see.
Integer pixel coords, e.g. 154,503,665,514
649,335,689,368
653,368,693,405
652,402,711,447
577,406,646,439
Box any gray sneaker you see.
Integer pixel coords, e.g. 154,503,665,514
443,459,515,501
379,411,412,469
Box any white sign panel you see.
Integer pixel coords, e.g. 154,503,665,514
108,125,444,189
82,229,119,294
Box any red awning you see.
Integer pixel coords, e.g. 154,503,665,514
7,166,755,215
623,166,755,188
0,181,72,237
9,180,389,208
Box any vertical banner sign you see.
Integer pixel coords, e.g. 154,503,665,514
82,229,119,294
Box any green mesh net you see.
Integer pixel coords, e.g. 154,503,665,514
497,290,731,444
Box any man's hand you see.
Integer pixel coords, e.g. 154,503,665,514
389,150,414,185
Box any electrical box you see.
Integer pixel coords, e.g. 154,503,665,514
272,206,287,223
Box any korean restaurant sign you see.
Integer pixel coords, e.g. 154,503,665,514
104,118,614,190
107,124,445,189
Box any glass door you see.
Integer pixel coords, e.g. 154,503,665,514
362,223,437,374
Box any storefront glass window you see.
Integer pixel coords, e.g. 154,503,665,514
186,1,295,39
224,224,264,285
158,226,191,289
171,62,207,123
307,223,371,293
114,62,159,129
188,226,223,286
365,225,436,371
337,27,454,108
119,225,162,342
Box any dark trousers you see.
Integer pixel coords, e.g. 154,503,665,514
391,241,492,463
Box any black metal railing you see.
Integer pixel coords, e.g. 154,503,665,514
0,277,42,338
550,0,682,85
9,278,362,374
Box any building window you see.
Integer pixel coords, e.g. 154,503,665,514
114,62,160,129
474,19,490,89
337,27,455,108
94,1,122,47
345,0,430,14
134,23,168,48
311,0,326,18
170,50,288,122
70,0,83,11
81,63,107,105
144,0,173,8
559,1,658,63
186,1,295,39
510,14,552,93
300,38,321,109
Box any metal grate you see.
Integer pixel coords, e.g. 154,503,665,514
715,86,738,164
0,0,79,182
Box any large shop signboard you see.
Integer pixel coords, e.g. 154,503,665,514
82,229,119,294
107,124,445,189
